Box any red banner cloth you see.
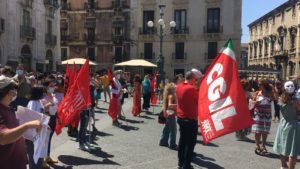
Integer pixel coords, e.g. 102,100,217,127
198,39,254,144
151,71,157,105
55,59,91,135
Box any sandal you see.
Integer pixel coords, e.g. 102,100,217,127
261,147,269,154
254,147,262,155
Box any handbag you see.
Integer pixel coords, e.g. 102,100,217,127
158,110,166,124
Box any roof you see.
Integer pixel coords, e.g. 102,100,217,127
248,0,300,28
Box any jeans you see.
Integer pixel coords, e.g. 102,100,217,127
142,93,151,109
160,117,177,147
47,115,56,156
26,140,42,169
78,110,89,145
177,118,198,169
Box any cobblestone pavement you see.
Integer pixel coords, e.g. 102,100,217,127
48,97,300,169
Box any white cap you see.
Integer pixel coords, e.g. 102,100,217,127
191,68,203,79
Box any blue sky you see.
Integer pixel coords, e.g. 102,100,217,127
242,0,287,43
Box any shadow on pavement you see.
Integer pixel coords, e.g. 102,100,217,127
139,115,155,120
123,119,144,124
50,163,73,169
89,147,115,159
196,140,219,147
118,124,139,131
145,111,159,116
92,130,113,137
58,155,119,166
193,153,224,169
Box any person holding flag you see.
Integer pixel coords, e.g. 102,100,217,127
108,70,123,126
176,69,202,169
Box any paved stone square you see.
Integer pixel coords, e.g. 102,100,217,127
48,97,300,169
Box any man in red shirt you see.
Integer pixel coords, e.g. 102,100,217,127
176,69,202,169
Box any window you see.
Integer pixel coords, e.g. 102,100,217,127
264,40,268,55
174,69,184,76
207,8,220,33
61,29,68,41
175,42,184,59
61,48,68,60
115,47,123,62
143,10,154,34
87,28,95,40
115,27,122,35
87,48,95,61
207,42,218,59
47,20,52,34
174,9,186,33
23,9,31,26
144,43,153,60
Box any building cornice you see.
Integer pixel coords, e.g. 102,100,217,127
248,0,300,28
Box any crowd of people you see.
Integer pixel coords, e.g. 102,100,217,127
0,64,299,169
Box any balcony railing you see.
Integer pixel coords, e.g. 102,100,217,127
84,19,96,28
60,34,69,41
112,34,124,44
0,18,4,34
20,0,33,9
139,27,157,35
172,27,189,34
172,52,187,60
20,25,35,40
68,33,80,41
43,0,59,9
45,33,57,46
203,25,223,34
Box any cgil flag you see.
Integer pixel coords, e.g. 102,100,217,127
198,39,254,144
55,59,91,134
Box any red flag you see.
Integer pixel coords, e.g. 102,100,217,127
151,71,157,105
198,39,254,144
55,59,91,134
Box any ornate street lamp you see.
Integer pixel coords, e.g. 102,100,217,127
147,4,176,85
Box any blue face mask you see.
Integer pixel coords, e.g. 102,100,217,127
16,70,24,75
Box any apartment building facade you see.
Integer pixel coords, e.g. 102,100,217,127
130,0,242,79
248,0,300,80
60,0,131,69
0,0,60,71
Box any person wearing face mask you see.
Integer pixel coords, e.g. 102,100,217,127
251,79,274,155
176,69,202,169
41,78,61,168
273,81,300,169
0,76,42,169
108,70,123,126
11,64,31,111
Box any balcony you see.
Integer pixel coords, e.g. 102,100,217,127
172,27,189,34
45,33,57,47
68,33,80,41
84,33,96,44
20,25,35,40
43,0,59,9
0,18,4,34
84,19,96,28
172,52,187,62
139,27,157,35
112,20,125,28
112,34,124,44
203,25,223,39
60,34,69,42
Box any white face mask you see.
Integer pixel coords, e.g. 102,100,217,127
284,81,295,94
47,87,55,93
57,80,62,84
115,74,121,79
11,91,17,101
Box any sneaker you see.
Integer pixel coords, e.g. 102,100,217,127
169,145,178,150
159,142,169,147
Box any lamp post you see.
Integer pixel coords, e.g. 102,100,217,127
147,4,176,85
